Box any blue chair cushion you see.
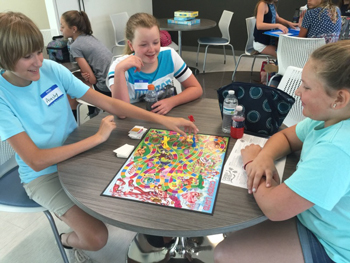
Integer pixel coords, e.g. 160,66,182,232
198,37,229,44
0,167,41,208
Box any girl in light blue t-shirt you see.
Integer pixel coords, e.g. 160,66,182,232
215,41,350,263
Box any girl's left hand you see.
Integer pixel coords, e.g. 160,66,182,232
151,98,176,115
288,22,299,29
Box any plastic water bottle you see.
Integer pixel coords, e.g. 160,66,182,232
145,84,158,111
230,105,245,139
67,38,75,63
222,90,238,133
292,8,300,23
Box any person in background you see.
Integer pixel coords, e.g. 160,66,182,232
60,10,113,119
299,0,342,43
107,13,202,118
0,11,198,263
339,0,350,16
254,0,298,58
214,40,350,263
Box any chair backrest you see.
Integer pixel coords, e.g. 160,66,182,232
276,35,325,76
245,17,256,55
110,12,129,46
218,10,234,42
277,66,304,127
0,140,17,178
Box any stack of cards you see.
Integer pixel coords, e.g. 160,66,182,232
128,126,148,139
113,144,135,158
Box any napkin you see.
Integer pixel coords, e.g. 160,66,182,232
113,144,135,158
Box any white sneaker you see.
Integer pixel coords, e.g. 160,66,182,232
66,248,93,263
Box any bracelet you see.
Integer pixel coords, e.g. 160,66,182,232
243,160,253,170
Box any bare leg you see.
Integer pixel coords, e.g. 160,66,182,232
59,205,108,251
261,45,277,58
214,218,304,263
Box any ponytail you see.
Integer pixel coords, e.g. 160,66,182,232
62,10,93,35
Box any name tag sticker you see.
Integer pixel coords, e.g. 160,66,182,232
41,85,64,106
134,79,149,91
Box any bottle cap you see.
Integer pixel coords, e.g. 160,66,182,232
236,105,243,111
228,90,235,95
148,84,155,90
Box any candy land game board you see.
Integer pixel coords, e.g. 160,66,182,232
102,129,229,215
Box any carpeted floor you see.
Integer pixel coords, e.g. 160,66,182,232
195,71,261,100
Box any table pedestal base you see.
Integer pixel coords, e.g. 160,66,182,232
127,234,223,263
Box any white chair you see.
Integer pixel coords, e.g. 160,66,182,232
196,10,237,73
110,12,129,54
231,17,275,83
277,66,305,127
268,35,325,86
0,140,69,263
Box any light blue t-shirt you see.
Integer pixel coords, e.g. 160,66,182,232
107,47,192,103
0,59,89,183
285,118,350,263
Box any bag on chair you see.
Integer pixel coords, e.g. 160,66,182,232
217,82,295,136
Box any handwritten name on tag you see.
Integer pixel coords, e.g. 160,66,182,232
40,85,64,106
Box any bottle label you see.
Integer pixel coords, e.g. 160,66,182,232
223,107,235,115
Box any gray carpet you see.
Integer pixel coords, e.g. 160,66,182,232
195,71,261,100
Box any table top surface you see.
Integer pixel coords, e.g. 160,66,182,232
264,28,300,37
58,98,298,237
158,18,217,32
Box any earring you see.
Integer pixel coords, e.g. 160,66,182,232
333,103,337,108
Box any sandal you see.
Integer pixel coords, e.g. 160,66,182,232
60,233,73,249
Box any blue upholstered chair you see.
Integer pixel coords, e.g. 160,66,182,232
0,140,69,263
196,10,237,73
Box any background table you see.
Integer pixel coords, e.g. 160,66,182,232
264,28,300,38
58,98,299,238
158,18,217,57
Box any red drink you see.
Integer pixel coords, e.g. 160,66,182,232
230,116,245,139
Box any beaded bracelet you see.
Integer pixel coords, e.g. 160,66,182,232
243,160,253,170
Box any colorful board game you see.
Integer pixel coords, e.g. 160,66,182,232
102,129,229,215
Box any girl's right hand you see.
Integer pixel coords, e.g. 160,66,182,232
278,24,288,34
241,145,280,194
116,56,143,73
96,115,117,142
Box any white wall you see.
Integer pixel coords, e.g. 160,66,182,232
46,0,153,54
0,0,50,29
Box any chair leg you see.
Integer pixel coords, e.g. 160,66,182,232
43,211,69,263
223,46,226,64
196,43,201,66
203,45,210,73
229,44,237,66
231,54,245,81
251,56,257,75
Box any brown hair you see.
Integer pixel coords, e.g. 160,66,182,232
254,0,277,17
310,40,350,93
61,10,93,35
0,11,44,71
124,13,159,55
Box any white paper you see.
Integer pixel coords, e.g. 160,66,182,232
221,134,286,189
113,144,135,158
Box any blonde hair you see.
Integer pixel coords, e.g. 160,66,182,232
310,40,350,93
124,13,159,55
61,10,93,35
314,0,339,23
0,11,43,71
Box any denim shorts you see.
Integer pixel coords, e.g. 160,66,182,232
297,219,335,263
23,172,75,217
